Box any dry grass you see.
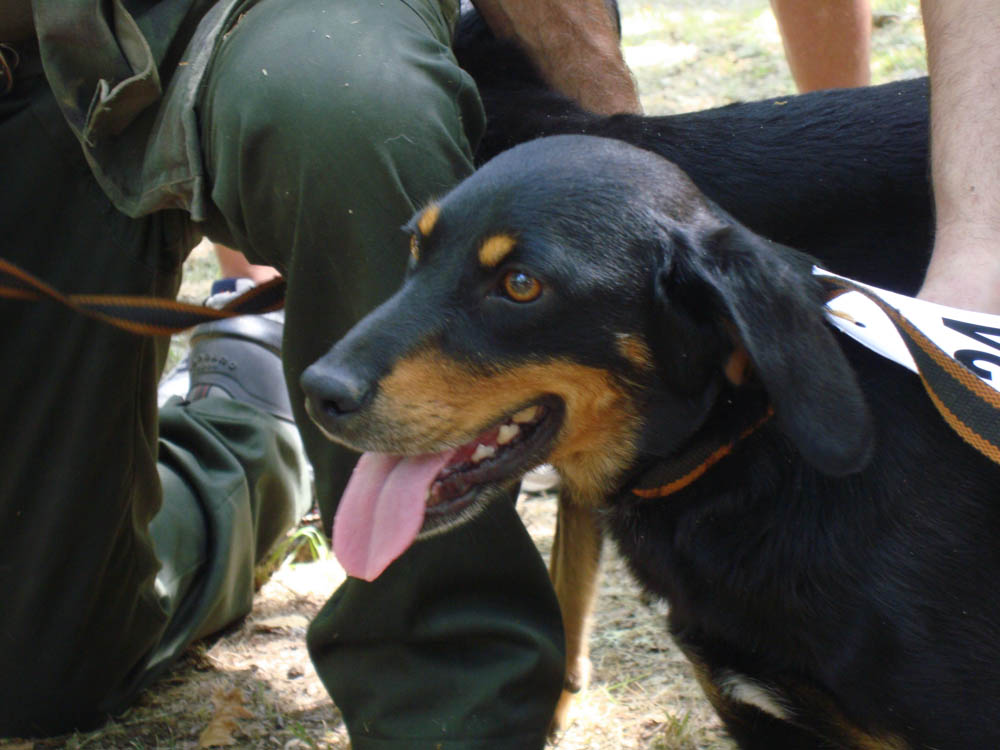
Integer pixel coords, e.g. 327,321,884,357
1,2,925,748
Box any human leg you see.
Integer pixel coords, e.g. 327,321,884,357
0,52,309,736
771,0,871,92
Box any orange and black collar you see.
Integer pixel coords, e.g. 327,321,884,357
623,396,774,502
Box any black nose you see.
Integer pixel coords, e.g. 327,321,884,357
300,364,371,428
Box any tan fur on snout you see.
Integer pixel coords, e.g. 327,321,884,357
369,349,644,504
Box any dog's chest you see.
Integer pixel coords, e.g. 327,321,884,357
602,461,892,679
608,495,776,607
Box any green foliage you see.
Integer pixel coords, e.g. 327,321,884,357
255,522,330,590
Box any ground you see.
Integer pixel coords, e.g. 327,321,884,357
1,2,925,748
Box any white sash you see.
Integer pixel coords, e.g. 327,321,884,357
814,267,1000,394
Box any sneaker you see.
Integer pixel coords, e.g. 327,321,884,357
202,277,259,310
157,278,292,422
157,354,191,407
158,278,257,408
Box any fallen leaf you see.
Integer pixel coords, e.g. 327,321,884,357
198,717,239,748
198,687,255,748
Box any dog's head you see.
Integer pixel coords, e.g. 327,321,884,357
302,135,873,580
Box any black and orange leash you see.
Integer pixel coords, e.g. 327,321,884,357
0,257,286,336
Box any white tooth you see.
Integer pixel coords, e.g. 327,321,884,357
471,443,497,463
512,406,539,424
497,423,520,445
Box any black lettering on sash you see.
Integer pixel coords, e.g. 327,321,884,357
942,318,1000,381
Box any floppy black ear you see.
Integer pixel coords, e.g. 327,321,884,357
657,222,874,476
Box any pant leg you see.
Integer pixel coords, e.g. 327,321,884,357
198,1,565,746
0,49,310,737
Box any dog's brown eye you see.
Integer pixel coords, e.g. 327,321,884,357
409,234,419,261
501,270,542,302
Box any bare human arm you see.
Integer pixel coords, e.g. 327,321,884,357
918,0,1000,314
471,0,641,116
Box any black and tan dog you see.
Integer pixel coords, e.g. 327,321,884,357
302,134,1000,749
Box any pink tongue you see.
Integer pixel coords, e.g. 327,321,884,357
333,451,453,581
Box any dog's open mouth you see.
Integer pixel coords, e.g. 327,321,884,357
332,397,563,581
426,398,563,517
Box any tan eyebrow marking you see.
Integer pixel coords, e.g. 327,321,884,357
478,234,517,268
615,333,654,372
417,203,440,237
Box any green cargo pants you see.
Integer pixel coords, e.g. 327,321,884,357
0,0,564,746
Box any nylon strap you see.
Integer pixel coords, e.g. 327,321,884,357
820,275,1000,466
0,257,285,336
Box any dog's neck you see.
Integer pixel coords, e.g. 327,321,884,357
616,385,773,505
